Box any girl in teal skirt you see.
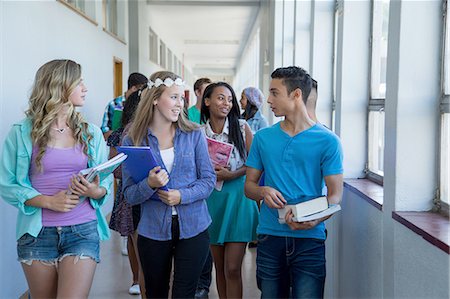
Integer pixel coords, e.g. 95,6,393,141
200,82,259,299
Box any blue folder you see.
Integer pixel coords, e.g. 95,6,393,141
116,146,169,191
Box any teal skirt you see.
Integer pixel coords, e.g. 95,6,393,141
207,176,259,245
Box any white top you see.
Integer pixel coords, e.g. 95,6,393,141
203,118,247,171
160,147,177,215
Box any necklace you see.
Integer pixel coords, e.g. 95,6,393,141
51,127,69,134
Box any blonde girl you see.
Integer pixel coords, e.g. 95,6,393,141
0,59,112,298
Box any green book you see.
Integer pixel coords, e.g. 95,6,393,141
111,109,123,131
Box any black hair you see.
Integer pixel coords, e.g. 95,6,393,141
127,72,148,90
121,90,141,128
242,101,258,121
271,66,312,104
200,82,246,160
311,78,318,91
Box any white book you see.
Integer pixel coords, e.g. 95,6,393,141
278,196,341,224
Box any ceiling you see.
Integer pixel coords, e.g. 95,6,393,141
145,0,261,80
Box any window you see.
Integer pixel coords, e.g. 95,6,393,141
160,41,167,69
58,0,96,23
103,0,125,40
368,0,390,180
441,0,450,206
283,0,295,66
168,49,173,72
149,28,158,64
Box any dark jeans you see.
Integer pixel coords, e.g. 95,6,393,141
256,234,326,299
197,249,212,291
138,216,210,298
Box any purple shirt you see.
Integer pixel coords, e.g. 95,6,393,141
30,145,96,227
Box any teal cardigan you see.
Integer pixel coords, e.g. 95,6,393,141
0,118,112,240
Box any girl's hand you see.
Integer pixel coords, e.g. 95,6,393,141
69,174,105,199
46,190,80,212
147,166,169,189
215,165,232,181
157,189,181,206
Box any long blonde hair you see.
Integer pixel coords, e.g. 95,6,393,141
25,59,92,170
128,71,197,145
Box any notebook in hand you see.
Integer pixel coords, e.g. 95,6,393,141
80,153,128,182
278,196,341,224
116,146,169,191
206,137,234,191
68,153,127,196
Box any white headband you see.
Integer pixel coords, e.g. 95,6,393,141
147,77,184,89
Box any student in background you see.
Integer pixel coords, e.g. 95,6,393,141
188,77,213,299
240,87,268,133
101,72,148,139
107,90,144,296
188,77,212,124
306,78,319,123
122,71,216,298
0,59,112,298
245,66,343,299
200,82,259,299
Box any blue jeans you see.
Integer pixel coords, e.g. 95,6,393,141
17,220,100,264
256,234,326,299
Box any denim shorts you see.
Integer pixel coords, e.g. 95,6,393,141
17,220,100,265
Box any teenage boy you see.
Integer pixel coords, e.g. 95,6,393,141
245,66,343,298
188,77,212,124
188,77,212,299
101,72,148,139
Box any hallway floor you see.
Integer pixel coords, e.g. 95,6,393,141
90,232,261,299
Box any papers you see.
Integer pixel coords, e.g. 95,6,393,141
116,146,169,191
206,137,234,191
277,196,341,224
68,153,127,196
79,153,127,182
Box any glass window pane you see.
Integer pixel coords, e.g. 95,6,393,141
371,0,390,99
441,113,450,204
368,111,385,175
445,2,450,95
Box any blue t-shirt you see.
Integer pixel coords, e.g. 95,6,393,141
246,122,343,240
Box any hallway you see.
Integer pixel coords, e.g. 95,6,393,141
90,232,260,299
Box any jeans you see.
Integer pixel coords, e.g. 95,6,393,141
256,234,326,299
138,215,210,298
17,220,100,264
197,249,212,291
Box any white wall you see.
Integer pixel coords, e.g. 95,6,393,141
0,1,128,297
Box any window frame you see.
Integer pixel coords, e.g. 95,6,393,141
366,0,391,185
149,28,158,64
57,0,98,26
439,0,450,213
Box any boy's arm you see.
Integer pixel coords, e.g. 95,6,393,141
245,167,286,209
325,174,344,205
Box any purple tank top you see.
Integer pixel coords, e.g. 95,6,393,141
30,145,96,227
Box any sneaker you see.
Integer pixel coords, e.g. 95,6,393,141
121,236,128,256
128,284,141,295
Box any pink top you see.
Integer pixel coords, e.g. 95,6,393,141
30,145,96,227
